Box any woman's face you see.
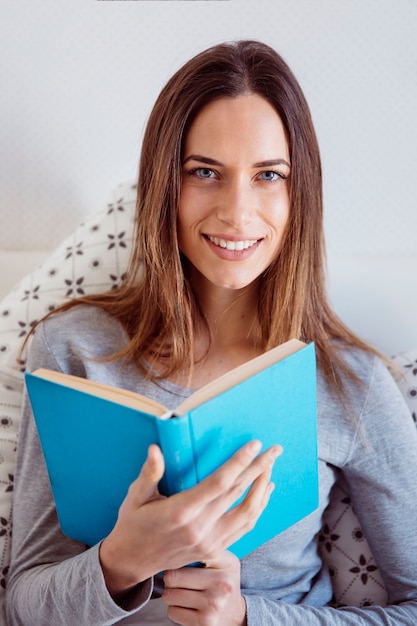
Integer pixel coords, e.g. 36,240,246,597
178,94,290,293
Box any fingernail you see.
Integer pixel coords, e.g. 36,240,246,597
267,445,283,467
248,440,262,455
271,445,283,458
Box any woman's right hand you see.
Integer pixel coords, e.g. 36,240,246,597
99,440,281,600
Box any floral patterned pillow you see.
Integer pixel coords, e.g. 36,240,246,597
0,182,136,623
0,183,136,374
0,181,415,621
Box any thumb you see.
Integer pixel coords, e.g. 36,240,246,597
129,444,166,505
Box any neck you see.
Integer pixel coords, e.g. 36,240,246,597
157,277,263,389
191,275,262,357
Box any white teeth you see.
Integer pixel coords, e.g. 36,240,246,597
208,236,258,251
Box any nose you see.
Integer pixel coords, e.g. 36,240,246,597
216,179,256,228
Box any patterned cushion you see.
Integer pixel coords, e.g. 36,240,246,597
318,481,388,607
0,183,136,623
0,181,415,619
0,367,22,589
0,183,136,374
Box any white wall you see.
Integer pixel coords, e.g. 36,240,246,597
1,0,416,354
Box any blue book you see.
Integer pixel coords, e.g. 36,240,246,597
25,339,318,559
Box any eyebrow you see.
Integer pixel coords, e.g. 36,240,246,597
182,155,223,166
183,155,291,169
253,158,291,169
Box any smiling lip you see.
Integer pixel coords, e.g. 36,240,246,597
206,235,260,251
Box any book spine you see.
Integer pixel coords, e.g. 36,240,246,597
156,416,198,496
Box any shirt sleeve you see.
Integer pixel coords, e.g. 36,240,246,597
6,323,154,626
244,355,417,624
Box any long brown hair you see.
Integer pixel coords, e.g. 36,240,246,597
38,40,378,390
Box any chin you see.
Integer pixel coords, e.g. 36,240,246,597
210,276,257,291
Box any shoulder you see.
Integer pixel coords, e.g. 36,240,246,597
317,345,411,461
336,345,399,400
27,304,127,374
42,303,125,345
319,344,395,401
43,302,117,327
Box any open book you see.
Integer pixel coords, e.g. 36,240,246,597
25,338,318,559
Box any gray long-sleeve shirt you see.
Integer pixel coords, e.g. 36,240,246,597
6,305,417,625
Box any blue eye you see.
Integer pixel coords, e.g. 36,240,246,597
259,171,282,182
191,168,216,179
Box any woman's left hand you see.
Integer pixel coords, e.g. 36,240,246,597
162,551,247,626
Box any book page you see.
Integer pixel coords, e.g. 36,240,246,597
32,369,169,418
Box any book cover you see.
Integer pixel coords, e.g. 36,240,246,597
25,340,318,559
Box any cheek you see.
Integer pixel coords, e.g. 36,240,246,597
278,213,291,255
177,202,200,254
278,188,290,226
268,203,290,256
267,199,290,234
278,207,290,240
178,189,210,235
176,216,188,254
177,193,191,240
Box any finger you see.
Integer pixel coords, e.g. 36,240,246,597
188,440,261,503
201,549,238,571
164,563,211,592
166,604,196,626
163,552,243,622
206,472,276,556
190,441,281,509
199,444,282,521
127,444,165,505
164,552,237,591
163,585,201,610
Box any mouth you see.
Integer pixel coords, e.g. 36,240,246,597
206,235,260,251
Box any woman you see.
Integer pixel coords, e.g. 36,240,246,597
7,40,417,625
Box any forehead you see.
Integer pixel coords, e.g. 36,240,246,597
183,94,290,162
